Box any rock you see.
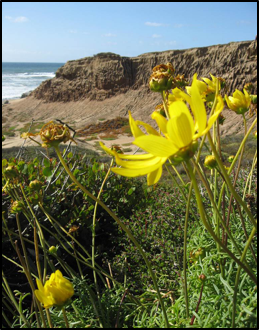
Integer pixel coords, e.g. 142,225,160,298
21,91,32,99
31,41,257,103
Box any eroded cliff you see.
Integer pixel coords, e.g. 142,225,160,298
32,40,257,102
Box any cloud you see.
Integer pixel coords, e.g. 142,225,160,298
106,41,117,45
103,33,117,37
152,34,162,38
69,29,77,34
173,23,184,28
145,22,168,27
5,16,28,23
236,20,252,26
164,40,177,46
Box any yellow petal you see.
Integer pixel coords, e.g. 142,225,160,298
135,120,160,136
129,111,144,138
116,153,156,160
114,154,163,169
191,76,207,132
133,135,178,158
195,95,224,139
151,111,168,135
147,166,163,185
99,142,116,156
167,101,194,148
112,158,166,177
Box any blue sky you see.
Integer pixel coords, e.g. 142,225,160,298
2,2,257,63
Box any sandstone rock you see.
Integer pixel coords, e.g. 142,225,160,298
32,41,257,103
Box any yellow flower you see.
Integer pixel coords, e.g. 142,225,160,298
204,155,217,169
225,89,251,114
201,73,221,94
34,270,74,309
186,74,220,101
100,75,224,185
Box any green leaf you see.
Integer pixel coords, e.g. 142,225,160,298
43,167,52,177
219,275,234,293
43,158,50,167
67,152,73,158
2,159,8,167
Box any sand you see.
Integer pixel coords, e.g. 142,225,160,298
2,98,141,154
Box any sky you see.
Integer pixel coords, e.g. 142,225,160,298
2,2,258,63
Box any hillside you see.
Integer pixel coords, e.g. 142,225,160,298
2,40,257,150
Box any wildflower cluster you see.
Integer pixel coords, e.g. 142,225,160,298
100,67,225,185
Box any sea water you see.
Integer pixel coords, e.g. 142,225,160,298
2,62,65,100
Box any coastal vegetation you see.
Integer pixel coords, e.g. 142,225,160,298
2,63,257,328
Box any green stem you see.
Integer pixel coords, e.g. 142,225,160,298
183,183,193,319
2,271,31,328
62,308,70,328
185,160,256,284
92,159,114,294
161,91,170,119
216,117,257,212
54,146,169,327
232,227,257,328
207,131,257,229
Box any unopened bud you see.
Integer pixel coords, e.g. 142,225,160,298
228,155,235,163
29,180,42,191
204,155,217,169
199,274,206,282
4,165,19,179
49,246,57,255
250,95,257,105
11,201,24,214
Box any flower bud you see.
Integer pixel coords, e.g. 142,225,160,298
149,63,175,92
204,155,217,169
218,113,226,125
169,141,198,165
253,131,257,139
111,145,124,154
244,82,254,94
225,89,251,115
228,155,235,163
11,201,24,214
155,104,166,117
4,165,19,179
190,247,205,264
39,121,75,147
2,135,6,142
49,246,57,255
198,274,206,282
250,95,257,105
29,180,42,191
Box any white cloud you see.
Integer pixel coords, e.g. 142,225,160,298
5,16,28,23
236,20,252,26
106,41,117,45
14,16,28,23
145,22,170,27
164,41,177,46
145,22,164,27
103,33,117,37
152,34,161,38
173,23,184,28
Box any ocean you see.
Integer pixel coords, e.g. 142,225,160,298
2,62,65,100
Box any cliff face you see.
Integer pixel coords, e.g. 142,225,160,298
32,40,257,102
